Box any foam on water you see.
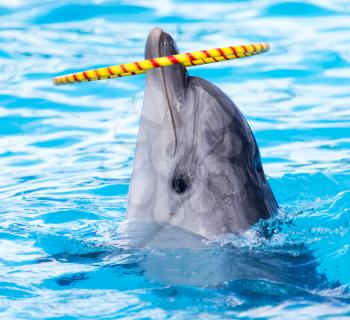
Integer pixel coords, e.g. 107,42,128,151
0,0,350,319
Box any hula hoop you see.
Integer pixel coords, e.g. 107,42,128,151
53,43,269,86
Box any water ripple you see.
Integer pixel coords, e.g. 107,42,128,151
1,0,350,319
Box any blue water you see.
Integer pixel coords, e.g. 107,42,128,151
1,0,350,318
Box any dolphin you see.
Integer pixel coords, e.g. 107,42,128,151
127,28,278,240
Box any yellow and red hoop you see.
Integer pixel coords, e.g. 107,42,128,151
53,43,269,86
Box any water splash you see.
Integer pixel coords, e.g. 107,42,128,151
1,0,350,319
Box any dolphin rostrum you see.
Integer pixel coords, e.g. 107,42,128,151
127,28,278,240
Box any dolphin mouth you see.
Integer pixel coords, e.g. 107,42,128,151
144,28,189,154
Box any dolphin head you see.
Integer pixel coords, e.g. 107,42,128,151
127,28,278,239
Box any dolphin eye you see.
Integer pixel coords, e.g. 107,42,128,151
171,173,190,194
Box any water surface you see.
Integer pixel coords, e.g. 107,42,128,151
1,0,350,319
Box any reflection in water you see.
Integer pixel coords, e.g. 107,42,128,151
1,0,350,318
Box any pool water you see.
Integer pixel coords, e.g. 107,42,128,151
1,0,350,319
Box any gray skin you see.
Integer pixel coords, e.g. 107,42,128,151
127,28,278,240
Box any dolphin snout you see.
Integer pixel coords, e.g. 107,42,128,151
145,27,179,59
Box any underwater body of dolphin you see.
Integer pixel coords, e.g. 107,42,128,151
127,28,278,239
